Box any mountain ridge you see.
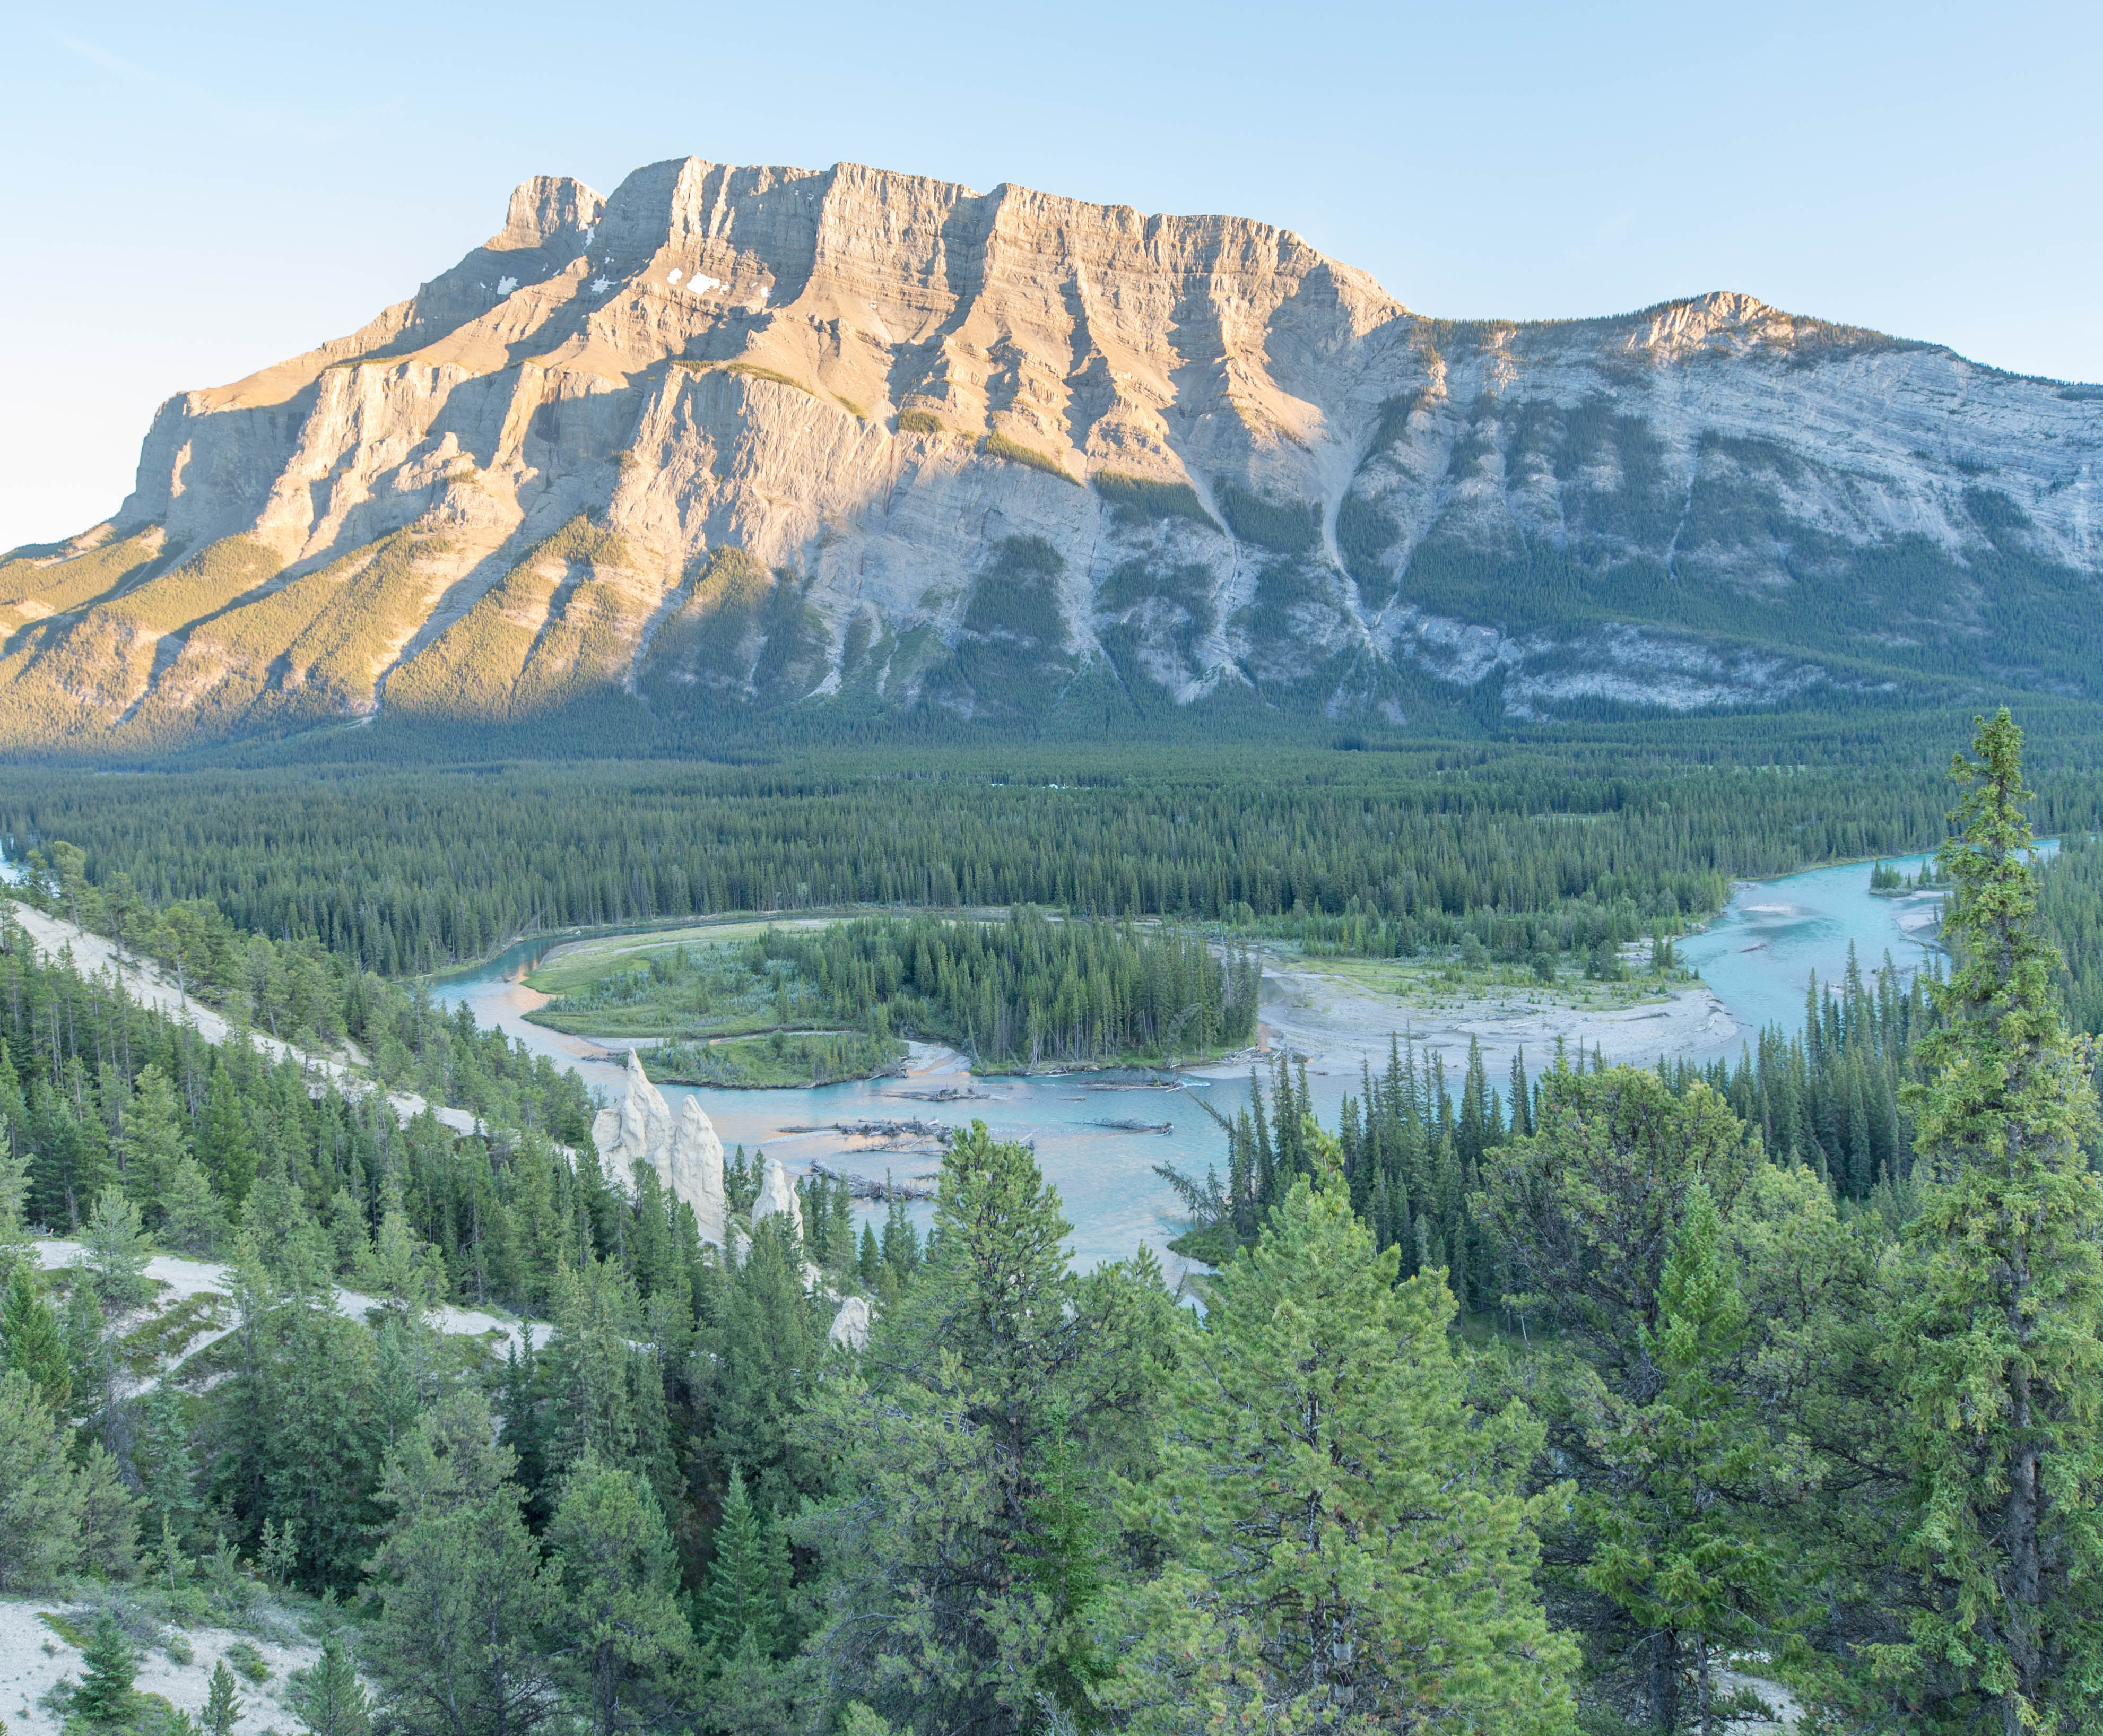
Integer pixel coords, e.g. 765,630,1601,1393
4,153,2100,758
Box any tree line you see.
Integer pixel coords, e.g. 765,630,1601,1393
13,734,2103,976
539,912,1261,1068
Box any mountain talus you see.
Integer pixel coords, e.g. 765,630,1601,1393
5,154,2101,755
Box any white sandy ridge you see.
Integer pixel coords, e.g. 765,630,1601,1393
1,898,480,1136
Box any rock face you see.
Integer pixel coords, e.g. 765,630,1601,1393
4,153,2101,752
749,1156,805,1240
828,1294,871,1351
591,1049,729,1249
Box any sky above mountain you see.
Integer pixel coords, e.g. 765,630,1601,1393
4,0,2097,552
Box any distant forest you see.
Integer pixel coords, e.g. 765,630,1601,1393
10,715,2103,977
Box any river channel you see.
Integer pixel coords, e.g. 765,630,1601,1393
428,845,2034,1277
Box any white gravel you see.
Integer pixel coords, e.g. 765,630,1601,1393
0,1599,323,1736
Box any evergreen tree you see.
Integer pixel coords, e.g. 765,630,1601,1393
541,1260,672,1499
1884,709,2103,1733
71,1610,137,1729
802,1122,1176,1736
707,1221,828,1515
135,1384,199,1540
75,1440,141,1579
1477,1064,1763,1383
198,1065,257,1209
0,1260,70,1413
696,1465,790,1663
367,1389,560,1736
80,1187,153,1315
64,1275,114,1430
1582,1182,1777,1736
1105,1162,1575,1735
289,1630,371,1736
547,1452,692,1736
116,1063,189,1229
203,1659,242,1736
160,1155,227,1257
0,1368,85,1591
358,1187,442,1323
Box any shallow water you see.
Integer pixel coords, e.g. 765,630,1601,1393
429,845,2054,1273
1678,841,2055,1046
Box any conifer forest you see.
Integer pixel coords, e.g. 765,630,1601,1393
6,707,2103,1736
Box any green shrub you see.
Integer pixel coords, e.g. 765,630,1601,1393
897,409,944,436
1092,471,1219,531
983,431,1076,484
223,1640,268,1684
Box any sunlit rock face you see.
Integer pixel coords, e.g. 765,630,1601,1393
6,154,2100,754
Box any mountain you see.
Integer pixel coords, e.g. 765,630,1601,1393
4,155,2101,758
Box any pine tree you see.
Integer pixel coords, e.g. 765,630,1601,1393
707,1221,827,1515
71,1610,136,1728
1105,1162,1575,1735
116,1063,190,1229
289,1630,370,1736
1583,1181,1777,1736
64,1275,113,1428
160,1155,227,1257
198,1065,257,1209
203,1658,242,1736
697,1465,789,1662
1884,709,2103,1733
547,1452,692,1736
0,1368,86,1591
367,1389,559,1736
75,1439,140,1578
802,1122,1176,1736
80,1187,153,1315
0,1260,70,1413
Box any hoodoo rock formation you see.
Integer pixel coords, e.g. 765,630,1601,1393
4,153,2100,752
592,1049,728,1249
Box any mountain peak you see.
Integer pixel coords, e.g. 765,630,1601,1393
3,151,2098,759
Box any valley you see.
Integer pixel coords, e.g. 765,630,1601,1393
6,133,2103,1736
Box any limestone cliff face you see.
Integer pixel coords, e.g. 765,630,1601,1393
4,155,2100,752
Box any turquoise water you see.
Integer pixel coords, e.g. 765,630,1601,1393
1678,841,2056,1046
427,846,2055,1273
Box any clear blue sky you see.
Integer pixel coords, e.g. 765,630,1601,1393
5,0,2097,551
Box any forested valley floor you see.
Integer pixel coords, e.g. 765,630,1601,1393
6,710,2103,1735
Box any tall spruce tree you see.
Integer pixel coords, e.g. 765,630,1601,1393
71,1610,137,1729
367,1389,560,1736
546,1452,692,1736
1105,1159,1575,1735
696,1465,790,1664
801,1121,1175,1736
0,1367,85,1591
1,1260,70,1414
115,1064,189,1229
1581,1182,1777,1736
1476,1063,1770,1723
1883,709,2103,1733
289,1631,372,1736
